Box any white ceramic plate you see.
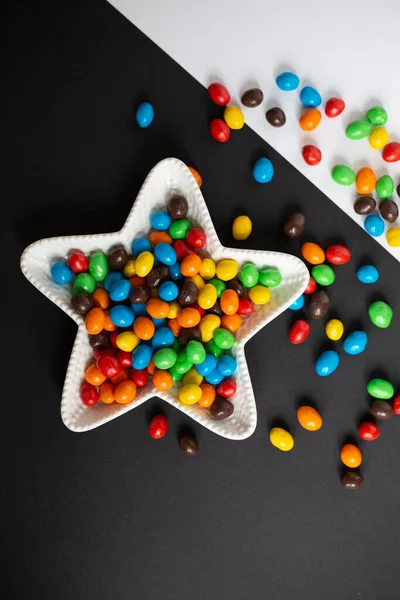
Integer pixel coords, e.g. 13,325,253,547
20,158,309,439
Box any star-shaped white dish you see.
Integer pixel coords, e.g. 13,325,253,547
21,158,309,440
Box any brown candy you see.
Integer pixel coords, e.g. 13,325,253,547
107,246,128,271
178,281,198,306
226,278,246,297
208,299,224,317
266,107,286,127
178,434,198,456
283,213,306,238
397,184,400,198
241,88,263,108
129,286,150,304
309,290,330,320
210,398,234,420
354,196,376,215
178,326,202,347
370,400,393,420
89,331,110,349
146,266,169,288
340,471,364,490
71,293,94,315
379,199,399,223
167,195,188,219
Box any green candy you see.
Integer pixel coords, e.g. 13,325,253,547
172,339,181,353
169,365,184,382
186,340,206,364
169,219,191,239
375,175,394,199
367,378,394,400
206,340,224,359
213,328,235,350
89,251,108,282
174,350,193,374
311,264,335,286
345,120,372,140
366,106,388,126
72,272,95,294
259,267,281,288
209,278,226,297
153,348,177,370
239,263,259,288
368,301,393,328
331,165,356,186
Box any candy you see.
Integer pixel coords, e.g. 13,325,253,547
179,383,202,405
304,276,316,294
68,251,88,273
185,340,206,365
315,350,339,376
178,281,198,306
108,247,128,271
153,369,173,391
187,167,202,187
289,295,304,310
198,383,216,407
72,272,96,295
248,285,271,305
355,167,376,195
358,422,380,441
340,472,364,490
132,237,151,257
379,199,398,223
227,278,246,297
297,406,322,431
158,281,178,302
283,213,305,238
213,328,235,349
370,400,393,419
151,327,175,349
354,196,376,215
117,351,132,367
197,283,217,310
343,331,368,355
265,107,286,127
136,102,154,128
99,382,115,404
167,195,188,220
241,88,263,107
206,340,223,358
366,105,388,126
50,261,73,285
288,319,310,344
147,298,170,319
199,258,216,280
325,319,344,341
186,228,206,249
252,157,274,183
300,86,322,107
387,228,400,247
221,313,242,333
135,251,154,277
364,215,384,237
393,395,400,415
331,165,355,186
195,354,217,376
177,307,201,328
104,272,123,292
311,264,335,286
369,127,389,150
190,275,205,290
346,119,372,140
148,415,168,439
204,368,224,385
375,174,394,199
220,289,239,315
232,215,252,240
369,300,393,328
357,265,379,284
92,288,110,310
216,379,237,399
216,259,239,281
85,363,107,386
325,244,351,265
182,366,203,386
129,286,150,304
309,290,329,319
179,434,198,456
150,211,172,232
85,307,105,335
208,82,230,106
116,331,140,352
269,427,294,451
109,279,131,302
133,316,155,340
89,252,108,281
275,71,299,91
301,242,325,265
217,355,237,376
80,383,99,407
299,108,321,131
180,254,202,277
132,345,152,370
71,292,94,315
155,242,177,266
114,380,136,404
302,145,322,166
224,105,244,129
325,97,345,118
210,118,231,142
259,267,281,288
340,444,362,468
210,397,234,420
199,314,221,342
110,305,135,328
367,378,394,399
89,331,110,349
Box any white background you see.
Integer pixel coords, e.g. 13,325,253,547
108,0,400,260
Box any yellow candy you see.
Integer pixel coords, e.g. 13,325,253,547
199,314,221,342
199,257,216,280
325,318,344,341
369,127,389,150
167,300,180,319
123,259,136,278
179,384,202,405
248,285,271,305
387,227,400,247
216,259,239,281
116,331,140,352
135,251,154,277
269,427,294,452
232,215,252,240
189,274,205,290
183,367,204,386
224,105,245,130
197,283,218,310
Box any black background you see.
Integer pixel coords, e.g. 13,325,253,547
3,1,400,599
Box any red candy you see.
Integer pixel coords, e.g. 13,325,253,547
131,368,149,387
148,415,168,439
208,82,230,106
173,240,195,261
68,250,88,273
325,97,345,118
117,350,132,367
93,347,115,360
302,145,322,166
216,378,237,398
393,395,400,415
209,119,231,143
192,303,206,317
325,244,351,265
382,142,400,163
186,227,207,249
96,354,121,378
304,276,317,295
288,319,310,345
237,297,254,316
358,421,380,441
80,383,99,407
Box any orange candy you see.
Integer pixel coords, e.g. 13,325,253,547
129,275,146,287
180,254,202,277
340,444,362,468
85,363,107,386
301,242,325,265
220,289,239,315
133,316,155,340
299,108,322,131
188,166,202,186
146,298,170,319
221,313,242,333
177,307,201,328
85,307,105,335
147,359,155,375
103,310,118,332
149,231,172,246
153,369,173,391
110,368,129,385
198,383,216,407
355,167,376,195
114,380,137,404
99,382,115,404
168,318,182,337
92,288,110,309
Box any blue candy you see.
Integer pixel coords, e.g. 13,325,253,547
289,295,305,310
300,86,322,107
169,263,183,281
131,237,151,257
109,305,135,327
132,345,152,369
343,331,368,355
252,157,274,183
135,102,154,128
364,215,384,237
357,265,379,284
50,262,73,285
151,317,167,329
154,242,177,266
195,355,217,376
205,367,225,385
104,272,123,292
315,350,340,377
275,71,300,91
152,327,174,349
109,279,131,302
217,354,237,376
131,303,147,316
150,211,172,231
158,281,178,301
